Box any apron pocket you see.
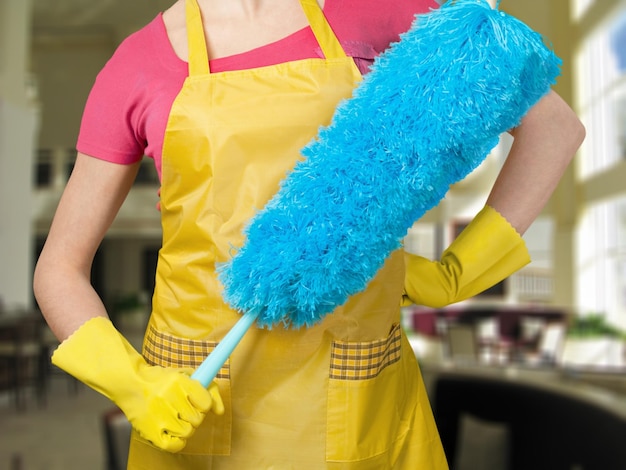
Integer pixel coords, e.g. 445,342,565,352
326,324,418,463
142,325,232,456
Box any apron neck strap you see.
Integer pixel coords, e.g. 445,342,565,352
184,0,347,77
298,0,347,60
185,0,210,76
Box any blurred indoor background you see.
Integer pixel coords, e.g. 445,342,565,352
1,0,625,469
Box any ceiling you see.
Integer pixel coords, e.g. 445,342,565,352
29,1,542,43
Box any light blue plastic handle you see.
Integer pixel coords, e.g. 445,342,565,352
191,310,259,387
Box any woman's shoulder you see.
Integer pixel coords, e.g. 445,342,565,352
78,14,186,165
87,13,186,123
103,14,185,78
326,0,439,50
327,0,439,25
324,0,439,69
330,0,438,15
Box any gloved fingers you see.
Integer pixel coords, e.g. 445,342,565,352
182,375,224,416
148,383,223,451
183,377,214,411
149,380,202,426
162,375,210,427
170,373,222,425
157,410,198,447
159,434,186,453
148,367,212,414
148,429,188,453
175,395,207,428
133,409,194,453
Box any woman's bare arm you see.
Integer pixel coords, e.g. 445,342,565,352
34,153,140,341
486,89,585,234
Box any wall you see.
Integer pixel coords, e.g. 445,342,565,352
0,0,39,310
32,33,115,149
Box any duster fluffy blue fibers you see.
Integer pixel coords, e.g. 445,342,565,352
218,0,561,328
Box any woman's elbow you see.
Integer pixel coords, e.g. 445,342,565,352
514,90,586,156
562,103,586,151
33,252,54,306
33,248,68,306
573,115,586,149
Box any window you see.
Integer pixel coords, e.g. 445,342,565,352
35,149,52,188
134,157,159,186
35,149,159,187
577,197,626,332
65,148,76,179
576,8,626,178
573,2,626,367
571,0,595,21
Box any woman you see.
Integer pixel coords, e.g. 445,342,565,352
33,0,585,468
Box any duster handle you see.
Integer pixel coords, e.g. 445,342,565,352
191,309,259,387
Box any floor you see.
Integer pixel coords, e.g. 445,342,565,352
0,373,115,470
0,365,439,470
3,352,624,470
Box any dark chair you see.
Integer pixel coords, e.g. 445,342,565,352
433,372,626,470
445,324,478,363
102,407,132,470
0,312,48,410
39,322,81,395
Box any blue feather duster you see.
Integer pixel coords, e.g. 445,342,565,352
191,0,562,387
217,0,560,329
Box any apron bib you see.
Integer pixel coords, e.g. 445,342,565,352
129,1,448,468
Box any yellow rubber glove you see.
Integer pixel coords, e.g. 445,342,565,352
403,205,531,308
52,317,224,453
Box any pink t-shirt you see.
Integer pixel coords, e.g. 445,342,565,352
77,0,438,179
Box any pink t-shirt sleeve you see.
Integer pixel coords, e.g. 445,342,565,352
77,43,146,164
76,16,184,166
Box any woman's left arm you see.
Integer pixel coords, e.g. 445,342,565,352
403,90,585,307
486,89,586,235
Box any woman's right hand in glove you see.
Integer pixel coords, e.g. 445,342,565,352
52,316,224,453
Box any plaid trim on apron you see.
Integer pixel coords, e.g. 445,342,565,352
144,325,230,380
330,323,402,380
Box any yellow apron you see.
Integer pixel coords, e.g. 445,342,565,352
129,0,448,468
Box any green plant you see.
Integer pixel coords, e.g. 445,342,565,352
112,292,147,314
567,314,626,340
